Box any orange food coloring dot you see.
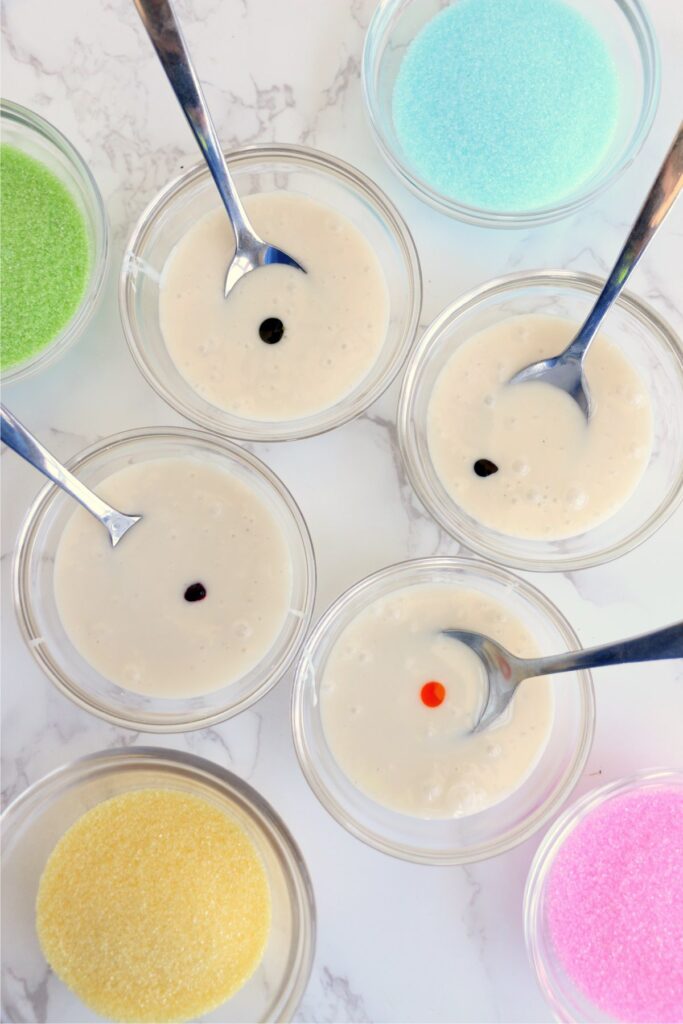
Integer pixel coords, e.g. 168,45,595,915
420,681,446,708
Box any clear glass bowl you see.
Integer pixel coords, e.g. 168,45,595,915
291,557,595,865
524,768,682,1023
362,0,659,226
1,99,109,383
120,144,422,442
0,747,316,1023
14,427,316,732
398,271,683,572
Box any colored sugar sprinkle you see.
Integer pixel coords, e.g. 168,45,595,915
0,144,89,370
545,785,683,1022
392,0,620,211
36,789,271,1023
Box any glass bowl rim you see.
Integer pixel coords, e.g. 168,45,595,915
397,268,683,573
361,0,661,227
0,98,110,385
119,141,423,442
0,744,317,1024
13,425,317,733
291,555,596,865
523,767,683,1024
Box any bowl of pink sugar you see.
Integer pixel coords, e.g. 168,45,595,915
524,769,683,1022
363,0,659,225
0,100,108,384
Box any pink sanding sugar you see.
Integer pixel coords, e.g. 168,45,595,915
546,785,683,1022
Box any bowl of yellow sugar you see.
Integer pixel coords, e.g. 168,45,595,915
0,748,315,1023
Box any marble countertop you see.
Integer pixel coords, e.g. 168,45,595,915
2,1,682,1021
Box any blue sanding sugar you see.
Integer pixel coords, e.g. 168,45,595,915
392,0,621,211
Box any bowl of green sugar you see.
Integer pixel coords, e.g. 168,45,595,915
1,99,108,383
363,0,660,226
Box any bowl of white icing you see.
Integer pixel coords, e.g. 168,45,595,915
120,145,422,442
398,271,683,572
14,427,316,731
291,557,595,864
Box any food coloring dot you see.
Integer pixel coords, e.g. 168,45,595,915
474,458,498,477
259,317,284,344
421,681,446,707
184,582,207,602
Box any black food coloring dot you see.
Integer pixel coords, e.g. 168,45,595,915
474,458,499,478
184,582,207,602
259,317,284,344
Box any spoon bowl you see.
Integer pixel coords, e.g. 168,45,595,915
441,628,525,731
510,347,592,418
224,233,304,298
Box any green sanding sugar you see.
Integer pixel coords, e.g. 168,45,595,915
392,0,621,211
1,143,90,370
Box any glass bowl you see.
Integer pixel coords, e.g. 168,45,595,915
1,99,109,384
398,271,683,572
13,427,316,732
524,768,682,1023
120,144,422,442
0,747,315,1023
291,557,595,865
362,0,659,227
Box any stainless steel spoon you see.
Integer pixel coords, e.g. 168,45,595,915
443,622,683,733
0,405,141,547
510,124,683,417
134,0,305,299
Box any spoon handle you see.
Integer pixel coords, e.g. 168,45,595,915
0,405,138,546
525,622,683,678
566,123,683,361
134,0,255,246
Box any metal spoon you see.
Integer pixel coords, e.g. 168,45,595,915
510,124,683,417
0,406,141,547
443,622,683,733
134,0,305,298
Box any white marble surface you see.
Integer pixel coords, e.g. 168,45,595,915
2,1,683,1021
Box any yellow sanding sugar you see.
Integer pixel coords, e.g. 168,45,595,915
35,788,271,1022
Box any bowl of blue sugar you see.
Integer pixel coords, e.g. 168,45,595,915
363,0,659,226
